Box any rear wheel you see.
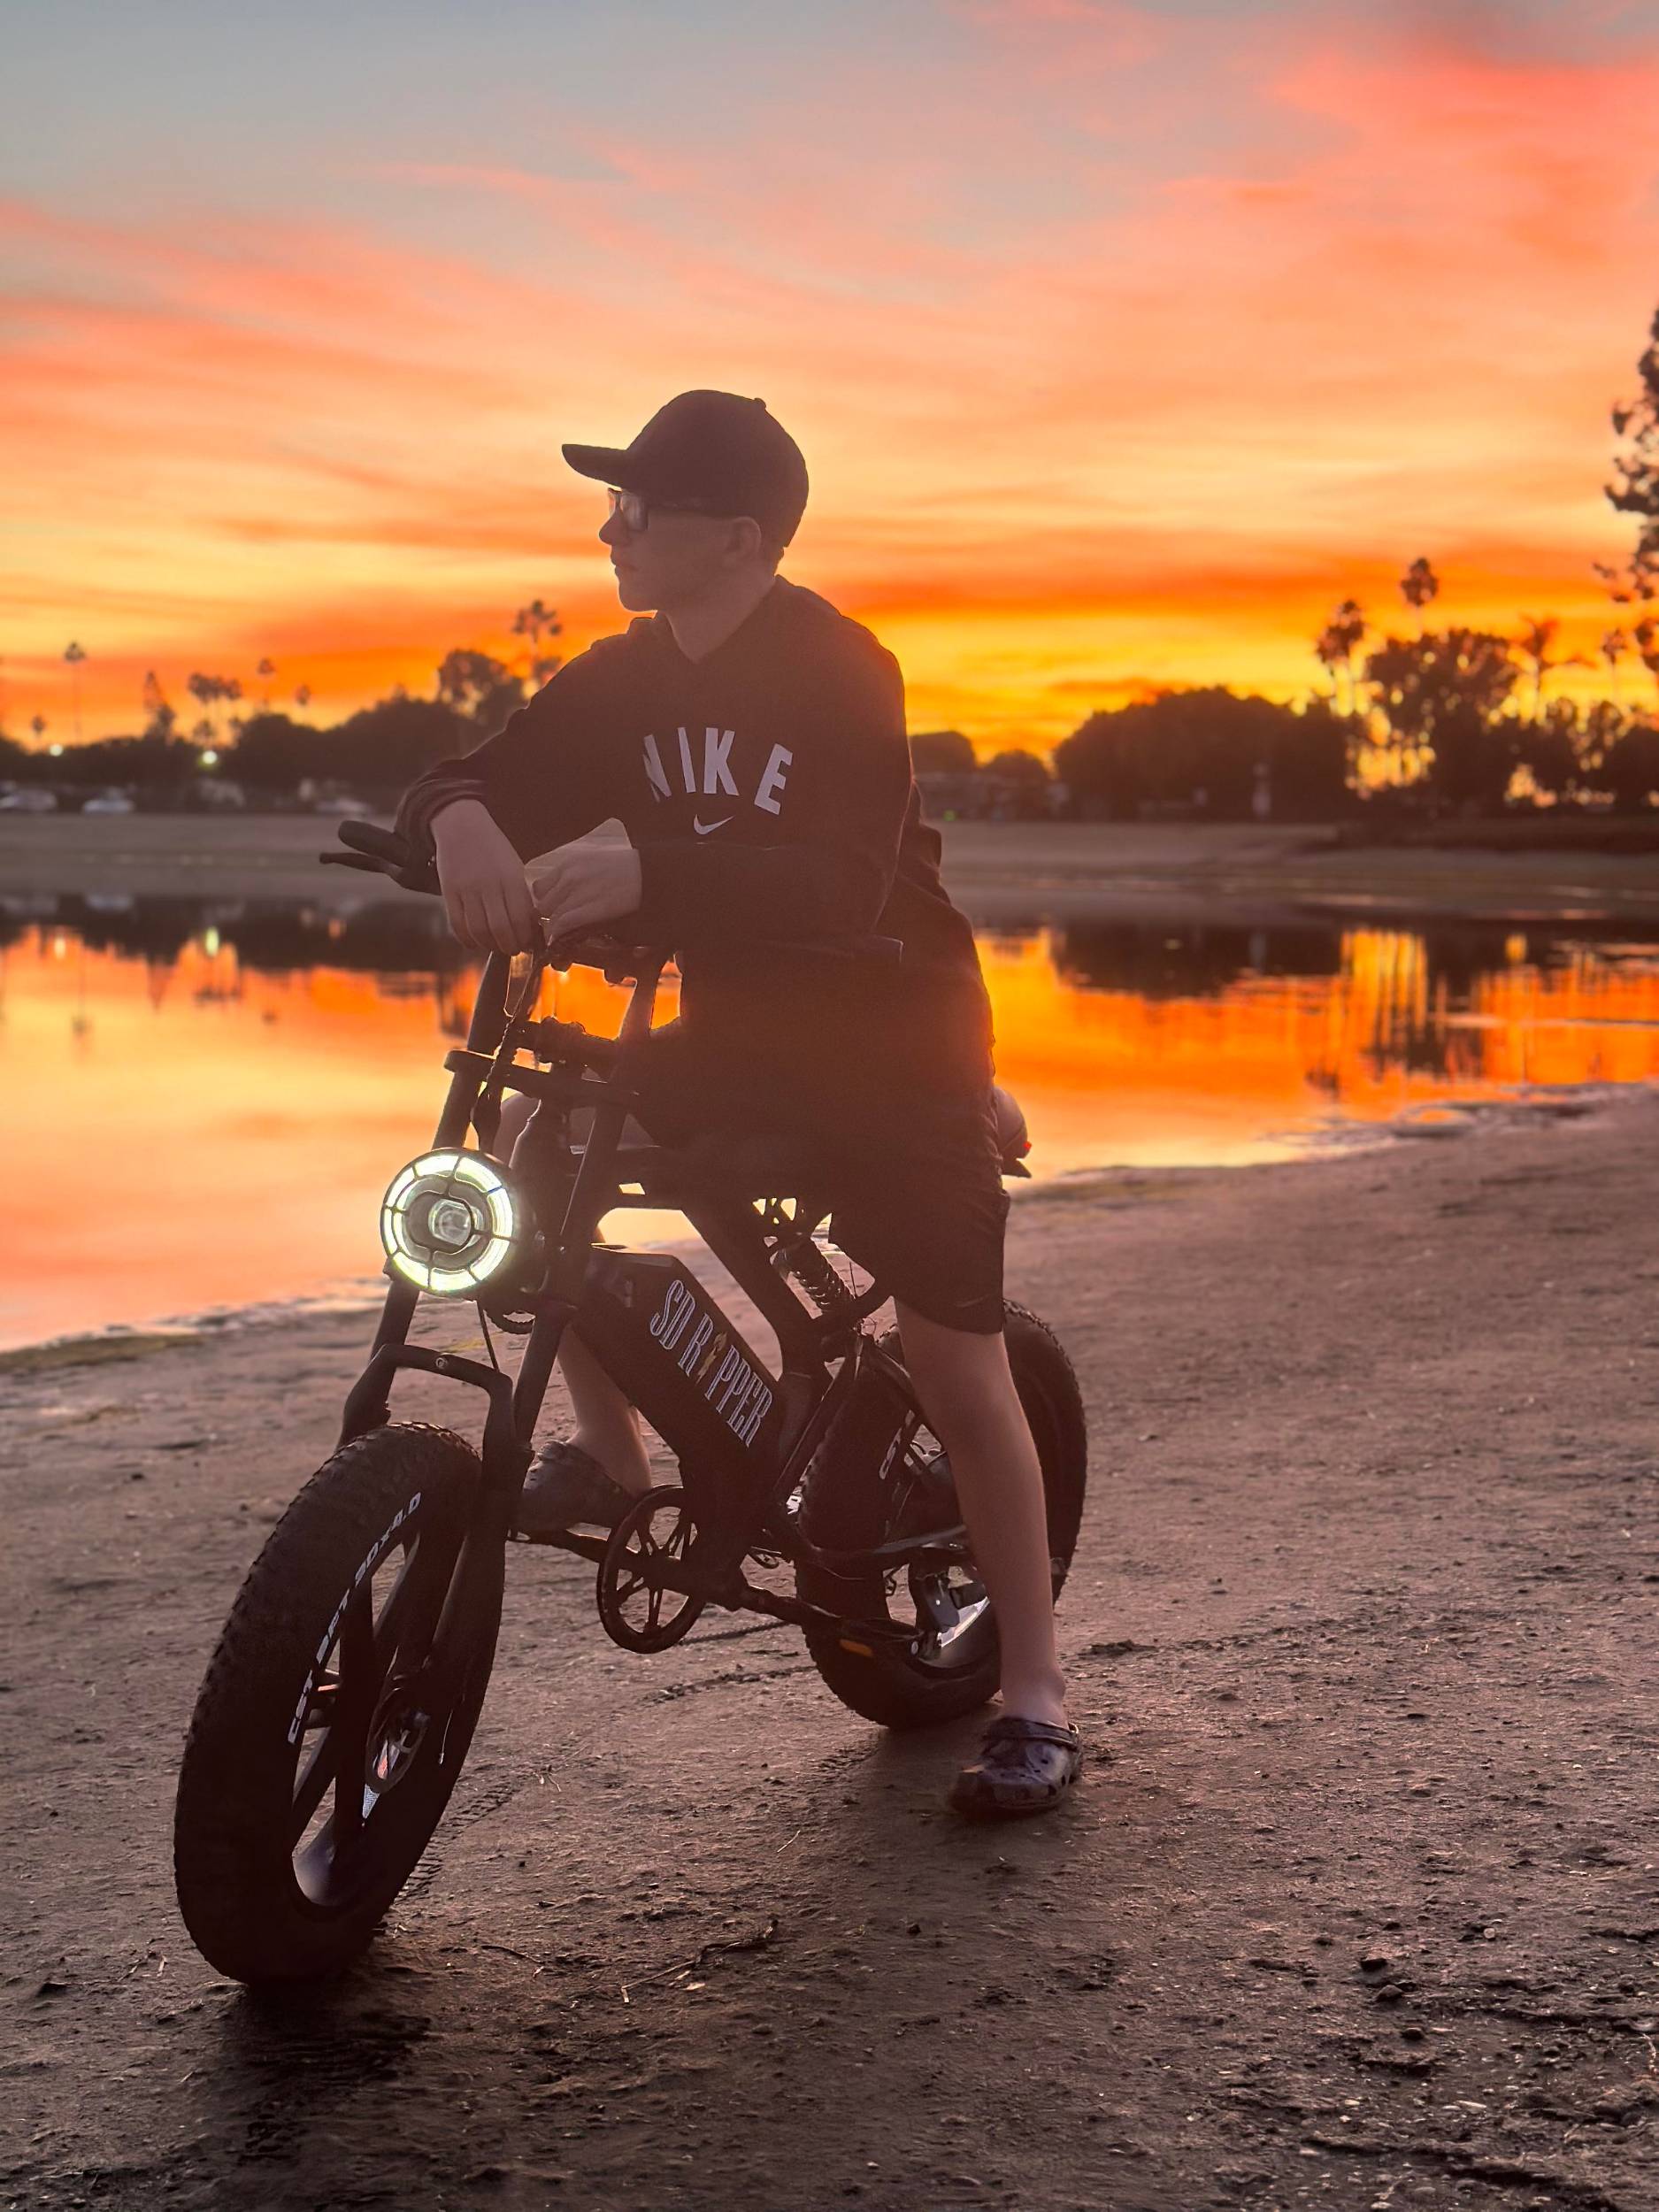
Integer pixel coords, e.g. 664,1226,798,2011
796,1302,1087,1729
173,1423,502,1984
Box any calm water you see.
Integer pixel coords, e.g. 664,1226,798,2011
6,891,1659,1349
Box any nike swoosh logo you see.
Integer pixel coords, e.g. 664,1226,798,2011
694,815,733,835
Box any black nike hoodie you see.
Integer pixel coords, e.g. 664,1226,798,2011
394,578,995,1111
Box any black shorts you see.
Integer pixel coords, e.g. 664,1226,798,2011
623,1024,1010,1335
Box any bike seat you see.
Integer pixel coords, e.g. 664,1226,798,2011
641,1131,830,1203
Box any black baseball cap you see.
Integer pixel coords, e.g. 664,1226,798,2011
563,390,809,548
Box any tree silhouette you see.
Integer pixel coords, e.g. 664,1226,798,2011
186,672,242,747
331,696,468,791
511,598,564,687
256,657,276,710
1601,304,1659,613
1054,691,1349,819
1517,697,1594,802
30,713,47,744
1601,627,1629,703
1400,558,1440,635
1514,614,1588,724
908,730,977,775
142,671,172,733
1314,599,1367,717
983,749,1054,819
1599,719,1659,810
1595,303,1659,717
1363,629,1520,809
226,711,326,792
435,649,524,734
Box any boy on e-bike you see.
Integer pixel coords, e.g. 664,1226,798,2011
394,390,1080,1818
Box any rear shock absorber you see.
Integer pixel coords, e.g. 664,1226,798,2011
772,1215,856,1319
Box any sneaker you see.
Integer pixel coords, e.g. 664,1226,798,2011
513,1440,636,1540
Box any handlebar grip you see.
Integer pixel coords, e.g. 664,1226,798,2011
335,818,408,862
322,819,441,895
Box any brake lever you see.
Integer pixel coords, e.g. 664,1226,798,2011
321,819,442,895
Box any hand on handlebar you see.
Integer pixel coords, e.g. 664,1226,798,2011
526,844,643,942
430,800,541,954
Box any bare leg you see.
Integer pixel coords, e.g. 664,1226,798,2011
554,1325,655,1495
893,1301,1069,1730
495,1094,653,1495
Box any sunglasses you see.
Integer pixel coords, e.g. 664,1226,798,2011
605,486,736,533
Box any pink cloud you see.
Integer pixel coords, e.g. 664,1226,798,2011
5,9,1658,744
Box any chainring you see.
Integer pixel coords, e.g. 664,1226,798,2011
595,1484,708,1653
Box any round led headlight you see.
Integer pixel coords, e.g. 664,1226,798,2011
380,1149,523,1295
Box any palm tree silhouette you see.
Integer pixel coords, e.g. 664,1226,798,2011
1600,628,1628,703
64,641,87,743
1516,615,1590,723
1400,559,1440,635
1314,600,1367,717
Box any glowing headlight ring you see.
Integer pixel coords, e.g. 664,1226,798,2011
379,1148,520,1295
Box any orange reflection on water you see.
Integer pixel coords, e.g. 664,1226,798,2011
4,918,1658,1349
977,924,1659,1170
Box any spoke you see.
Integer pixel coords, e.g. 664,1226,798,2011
646,1580,664,1630
329,1586,381,1857
370,1544,421,1666
290,1725,345,1841
383,1523,460,1680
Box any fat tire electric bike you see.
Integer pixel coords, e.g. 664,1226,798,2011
173,820,1088,1984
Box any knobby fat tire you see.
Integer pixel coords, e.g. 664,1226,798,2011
173,1423,501,1985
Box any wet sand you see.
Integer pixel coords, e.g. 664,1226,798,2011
4,1087,1657,2209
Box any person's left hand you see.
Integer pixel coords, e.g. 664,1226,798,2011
527,843,643,941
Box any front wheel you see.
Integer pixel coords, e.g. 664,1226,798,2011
173,1423,503,1984
796,1301,1088,1730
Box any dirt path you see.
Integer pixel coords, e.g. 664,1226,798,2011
4,1094,1658,2211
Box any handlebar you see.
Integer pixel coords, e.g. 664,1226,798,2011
319,818,904,972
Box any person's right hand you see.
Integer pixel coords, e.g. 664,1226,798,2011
431,799,539,953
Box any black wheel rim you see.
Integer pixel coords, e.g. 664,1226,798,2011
287,1501,465,1909
887,1413,995,1676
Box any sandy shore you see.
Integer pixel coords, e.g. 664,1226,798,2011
4,1091,1658,2209
8,812,1659,925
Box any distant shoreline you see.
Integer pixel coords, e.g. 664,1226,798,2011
6,812,1659,924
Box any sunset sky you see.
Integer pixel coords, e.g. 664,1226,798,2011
5,0,1659,754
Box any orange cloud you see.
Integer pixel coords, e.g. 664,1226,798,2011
4,12,1657,750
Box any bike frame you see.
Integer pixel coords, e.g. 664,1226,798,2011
336,941,959,1647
